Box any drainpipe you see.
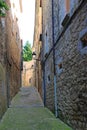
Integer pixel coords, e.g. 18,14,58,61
43,63,46,106
41,0,46,107
52,0,58,117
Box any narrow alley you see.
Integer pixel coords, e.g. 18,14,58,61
0,87,72,130
0,0,87,130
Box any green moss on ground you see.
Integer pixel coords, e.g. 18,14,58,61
0,87,73,130
0,107,72,130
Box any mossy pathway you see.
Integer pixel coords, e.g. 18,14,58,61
0,87,73,130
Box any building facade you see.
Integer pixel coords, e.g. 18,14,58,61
0,17,7,119
22,60,36,87
34,0,87,130
33,0,42,97
0,0,23,119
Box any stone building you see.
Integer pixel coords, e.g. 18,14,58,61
0,17,7,119
35,0,87,130
22,60,36,87
0,0,23,118
33,0,42,97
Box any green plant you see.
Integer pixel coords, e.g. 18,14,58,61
0,0,9,17
23,41,32,61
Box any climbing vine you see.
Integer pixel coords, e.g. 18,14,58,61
0,0,9,17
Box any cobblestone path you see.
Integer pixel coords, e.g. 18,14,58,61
0,87,73,130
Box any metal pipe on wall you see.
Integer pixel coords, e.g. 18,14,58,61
52,0,58,117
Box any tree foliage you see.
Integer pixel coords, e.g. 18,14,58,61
23,41,32,61
0,0,9,17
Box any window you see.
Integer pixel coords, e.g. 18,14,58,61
58,63,62,70
78,27,87,55
16,17,18,22
31,65,34,68
39,34,42,41
47,74,51,83
81,34,87,48
56,57,63,75
29,78,31,83
40,0,42,7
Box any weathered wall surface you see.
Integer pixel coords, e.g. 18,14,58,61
55,3,87,129
42,0,55,110
22,61,36,87
5,0,22,100
0,0,22,119
33,0,42,96
45,53,55,111
0,18,7,119
42,0,87,130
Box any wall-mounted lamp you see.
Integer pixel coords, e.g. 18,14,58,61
32,52,36,56
32,52,40,61
32,52,36,59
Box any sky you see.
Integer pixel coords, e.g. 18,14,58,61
21,0,35,46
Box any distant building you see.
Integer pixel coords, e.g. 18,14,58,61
34,0,87,130
22,61,36,87
0,0,23,118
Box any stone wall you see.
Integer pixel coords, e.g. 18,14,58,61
42,0,87,130
45,53,55,111
0,0,22,119
33,0,42,96
5,0,22,100
55,2,87,129
0,18,7,119
22,61,36,87
42,0,55,109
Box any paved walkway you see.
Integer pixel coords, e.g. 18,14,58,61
0,87,73,130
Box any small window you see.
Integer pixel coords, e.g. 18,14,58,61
47,74,51,83
29,78,31,83
40,0,42,7
31,65,34,68
78,27,87,55
39,34,42,41
56,57,63,75
81,34,87,48
16,17,18,22
48,75,50,82
58,63,62,69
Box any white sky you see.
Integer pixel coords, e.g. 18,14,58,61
21,0,35,46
